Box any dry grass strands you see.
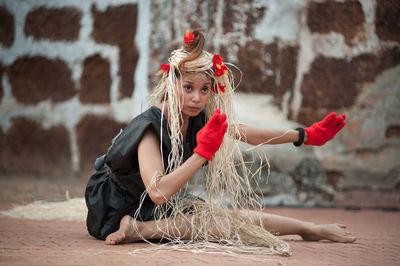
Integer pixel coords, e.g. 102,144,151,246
0,197,86,221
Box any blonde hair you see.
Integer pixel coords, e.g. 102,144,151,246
144,30,290,256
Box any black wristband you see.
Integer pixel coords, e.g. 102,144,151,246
293,127,305,147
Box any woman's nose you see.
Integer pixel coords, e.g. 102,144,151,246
192,91,200,102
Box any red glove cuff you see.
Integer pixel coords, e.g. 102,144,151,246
193,146,214,161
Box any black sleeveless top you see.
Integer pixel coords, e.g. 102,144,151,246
85,106,206,240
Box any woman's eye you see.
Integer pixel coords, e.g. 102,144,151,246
184,85,192,91
202,87,209,93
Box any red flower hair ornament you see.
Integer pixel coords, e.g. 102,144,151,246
157,63,170,75
212,54,227,77
212,83,226,94
160,63,170,73
184,29,195,44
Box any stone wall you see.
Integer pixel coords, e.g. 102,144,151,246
0,0,399,206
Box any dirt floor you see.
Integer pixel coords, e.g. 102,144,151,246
0,176,399,265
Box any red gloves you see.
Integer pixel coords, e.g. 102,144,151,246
194,109,228,160
304,112,346,146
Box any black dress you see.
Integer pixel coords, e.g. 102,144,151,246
85,106,206,240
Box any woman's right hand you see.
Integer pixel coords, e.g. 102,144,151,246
194,109,228,160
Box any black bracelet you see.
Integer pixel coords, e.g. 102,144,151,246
293,127,305,147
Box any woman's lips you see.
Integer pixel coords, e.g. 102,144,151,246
188,107,201,112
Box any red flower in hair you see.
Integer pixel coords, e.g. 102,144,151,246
184,29,195,44
212,54,227,77
160,63,170,73
212,83,226,94
213,54,224,65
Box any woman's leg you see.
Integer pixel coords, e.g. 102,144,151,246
105,209,356,245
105,214,231,245
240,209,356,243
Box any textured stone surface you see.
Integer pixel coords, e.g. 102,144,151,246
298,47,400,125
76,115,126,173
255,171,297,197
340,65,400,152
7,56,76,104
279,45,298,104
0,118,71,176
236,41,278,94
91,4,138,98
24,7,82,41
222,0,265,35
326,171,343,189
0,64,3,101
119,44,139,98
375,0,400,42
0,128,4,172
0,6,14,47
386,125,400,138
80,54,111,104
233,41,298,105
185,0,217,31
307,1,365,46
91,4,137,46
294,158,335,205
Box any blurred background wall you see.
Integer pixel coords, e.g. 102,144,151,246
0,0,399,207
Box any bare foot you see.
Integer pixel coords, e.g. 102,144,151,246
301,223,356,243
105,215,141,245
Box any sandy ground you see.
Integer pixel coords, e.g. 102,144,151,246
0,176,399,265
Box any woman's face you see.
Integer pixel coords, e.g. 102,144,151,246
179,72,212,119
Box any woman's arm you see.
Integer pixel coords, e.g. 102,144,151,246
138,128,207,205
237,112,346,146
139,109,227,205
238,124,308,146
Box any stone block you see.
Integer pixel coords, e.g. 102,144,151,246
298,48,400,125
7,56,76,104
0,118,71,176
0,6,14,47
385,125,400,138
279,45,298,104
375,0,400,42
91,4,137,46
80,54,111,104
91,4,138,99
235,40,278,93
76,115,127,173
379,47,400,71
307,1,365,46
234,41,299,102
24,7,82,41
300,56,360,113
119,44,139,99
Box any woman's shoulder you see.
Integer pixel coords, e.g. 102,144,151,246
134,106,163,122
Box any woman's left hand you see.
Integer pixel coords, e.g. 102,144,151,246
304,112,346,146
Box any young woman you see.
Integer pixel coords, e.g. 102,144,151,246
85,30,355,255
